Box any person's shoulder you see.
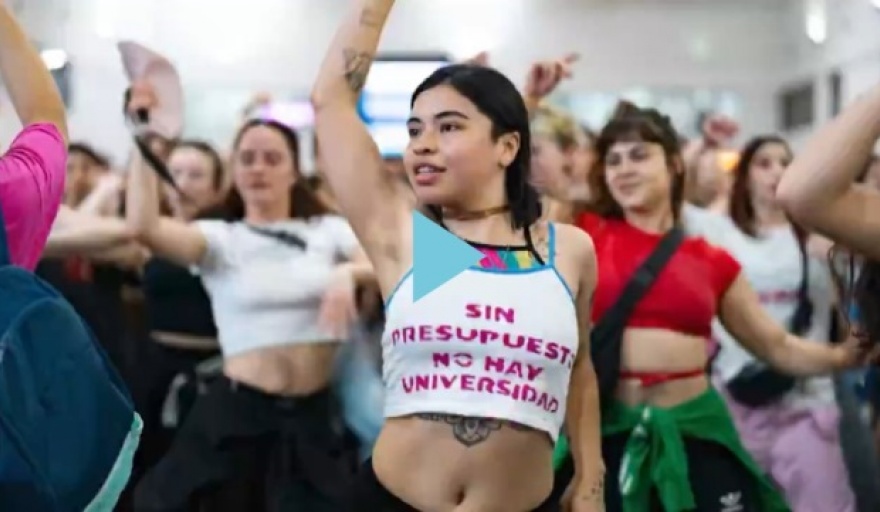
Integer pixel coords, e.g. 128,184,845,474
311,213,349,229
10,123,65,146
682,203,733,234
572,210,603,234
553,222,596,262
681,235,741,287
193,218,231,229
5,123,67,165
192,218,235,241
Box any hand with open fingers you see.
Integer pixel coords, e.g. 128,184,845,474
318,265,358,339
525,53,579,100
127,79,158,115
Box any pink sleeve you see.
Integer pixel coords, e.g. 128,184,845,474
0,123,66,269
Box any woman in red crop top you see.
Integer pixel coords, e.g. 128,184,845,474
554,101,872,512
312,1,604,511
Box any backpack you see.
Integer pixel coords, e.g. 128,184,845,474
0,205,142,511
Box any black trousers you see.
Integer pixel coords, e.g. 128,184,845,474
347,459,561,512
117,342,218,512
133,376,355,512
131,342,219,470
552,433,763,511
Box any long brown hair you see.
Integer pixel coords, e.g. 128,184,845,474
173,139,226,191
574,101,685,221
199,119,331,221
728,135,801,238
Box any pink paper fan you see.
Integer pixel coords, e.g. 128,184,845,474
117,41,184,140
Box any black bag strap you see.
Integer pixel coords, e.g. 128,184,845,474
797,239,809,298
594,227,686,338
788,232,814,335
246,225,308,251
123,87,189,202
589,226,685,409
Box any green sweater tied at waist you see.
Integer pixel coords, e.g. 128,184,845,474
602,388,789,512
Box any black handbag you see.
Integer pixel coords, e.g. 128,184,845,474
726,236,814,407
592,227,685,409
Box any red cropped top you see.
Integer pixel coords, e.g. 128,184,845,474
577,212,741,339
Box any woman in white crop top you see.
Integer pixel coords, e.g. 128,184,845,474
312,2,603,511
126,115,372,511
692,136,856,511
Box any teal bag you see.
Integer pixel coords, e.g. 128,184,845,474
0,203,142,511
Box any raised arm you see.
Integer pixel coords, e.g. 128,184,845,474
0,5,67,141
777,84,880,260
718,274,852,376
310,0,411,288
125,148,207,267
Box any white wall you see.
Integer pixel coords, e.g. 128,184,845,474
5,0,789,163
778,0,880,149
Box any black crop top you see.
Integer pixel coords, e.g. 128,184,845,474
142,257,217,337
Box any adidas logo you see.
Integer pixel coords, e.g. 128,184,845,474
720,491,743,512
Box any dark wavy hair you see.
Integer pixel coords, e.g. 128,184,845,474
411,64,541,231
200,119,331,221
575,100,685,221
728,135,804,236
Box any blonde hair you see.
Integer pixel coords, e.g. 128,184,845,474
530,105,580,152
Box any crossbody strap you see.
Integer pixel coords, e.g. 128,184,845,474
124,87,189,201
246,225,308,250
788,232,814,335
594,227,685,339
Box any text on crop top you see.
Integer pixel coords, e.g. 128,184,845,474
381,224,578,441
142,257,217,337
577,212,740,339
194,215,359,356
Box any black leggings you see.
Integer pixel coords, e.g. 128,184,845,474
133,377,355,512
554,433,763,511
347,459,560,512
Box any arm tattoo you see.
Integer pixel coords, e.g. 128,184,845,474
342,48,374,93
577,474,605,504
415,413,532,447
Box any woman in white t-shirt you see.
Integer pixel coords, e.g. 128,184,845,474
694,135,855,511
126,111,371,511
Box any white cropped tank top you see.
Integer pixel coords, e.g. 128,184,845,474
381,224,578,441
